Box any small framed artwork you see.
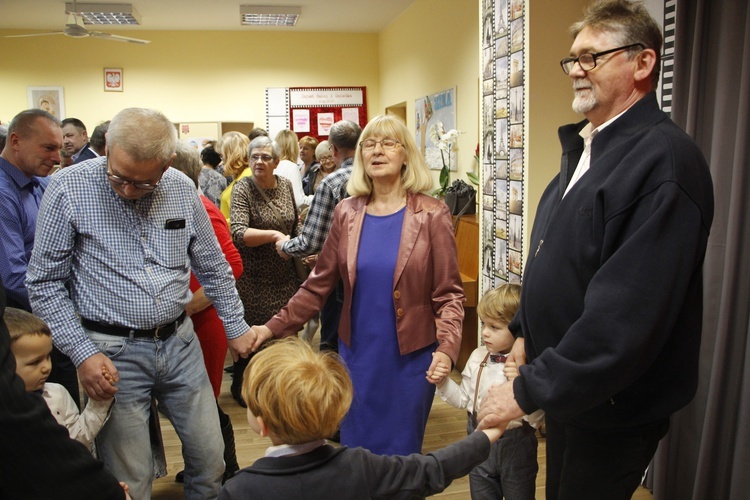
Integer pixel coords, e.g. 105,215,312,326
27,86,65,118
104,68,124,92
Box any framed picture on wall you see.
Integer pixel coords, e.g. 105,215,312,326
104,68,123,92
27,86,65,118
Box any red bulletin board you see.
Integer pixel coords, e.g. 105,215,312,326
288,87,367,142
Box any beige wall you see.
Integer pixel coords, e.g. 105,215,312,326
527,0,589,253
379,0,480,185
0,30,380,133
1,0,582,242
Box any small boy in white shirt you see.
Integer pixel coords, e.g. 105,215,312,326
6,307,114,451
432,284,544,500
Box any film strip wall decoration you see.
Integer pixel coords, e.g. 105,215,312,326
661,0,676,116
480,0,526,295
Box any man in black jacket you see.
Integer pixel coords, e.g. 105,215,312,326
478,1,714,499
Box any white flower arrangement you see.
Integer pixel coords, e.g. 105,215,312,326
429,121,463,197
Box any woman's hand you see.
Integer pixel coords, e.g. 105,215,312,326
251,325,275,351
426,351,452,385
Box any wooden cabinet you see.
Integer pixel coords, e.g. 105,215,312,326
453,213,479,371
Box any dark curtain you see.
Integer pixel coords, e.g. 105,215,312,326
652,0,750,498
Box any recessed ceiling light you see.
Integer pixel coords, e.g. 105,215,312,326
65,3,142,25
240,5,300,27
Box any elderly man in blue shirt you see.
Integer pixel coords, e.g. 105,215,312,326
27,107,259,500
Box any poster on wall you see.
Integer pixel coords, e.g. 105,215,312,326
285,87,367,143
292,109,311,133
415,87,457,171
27,86,65,118
317,113,335,136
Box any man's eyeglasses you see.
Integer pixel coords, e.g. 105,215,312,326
560,43,644,75
106,158,162,191
250,154,274,163
359,138,401,152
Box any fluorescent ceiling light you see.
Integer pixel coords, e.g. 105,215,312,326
240,5,300,26
65,3,142,25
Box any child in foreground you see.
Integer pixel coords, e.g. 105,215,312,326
432,284,544,499
6,307,115,451
219,337,503,500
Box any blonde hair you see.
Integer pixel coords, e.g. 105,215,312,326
348,115,433,196
477,284,521,325
4,307,51,343
274,129,300,163
241,338,353,444
218,131,250,178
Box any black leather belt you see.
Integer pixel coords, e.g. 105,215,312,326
81,312,186,340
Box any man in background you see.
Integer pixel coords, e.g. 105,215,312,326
90,120,110,156
478,1,714,499
62,117,97,164
0,109,79,407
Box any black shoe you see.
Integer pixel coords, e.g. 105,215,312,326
230,380,246,408
175,470,185,483
224,365,234,373
221,414,240,484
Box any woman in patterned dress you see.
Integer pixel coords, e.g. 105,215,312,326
229,136,301,405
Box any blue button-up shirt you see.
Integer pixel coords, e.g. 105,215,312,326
0,157,49,310
281,158,353,258
26,158,249,366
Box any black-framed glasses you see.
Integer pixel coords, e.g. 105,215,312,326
319,155,334,163
359,138,401,152
250,154,274,163
106,158,162,191
560,43,644,75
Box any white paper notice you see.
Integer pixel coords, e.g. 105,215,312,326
341,108,360,125
317,113,335,136
292,109,310,133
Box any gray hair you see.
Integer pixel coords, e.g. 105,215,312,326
171,142,202,188
571,0,662,90
328,120,362,152
248,135,280,161
107,108,177,164
315,140,331,159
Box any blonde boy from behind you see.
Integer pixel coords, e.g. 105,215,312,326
219,337,505,500
6,307,115,450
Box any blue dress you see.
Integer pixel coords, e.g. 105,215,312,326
340,207,436,455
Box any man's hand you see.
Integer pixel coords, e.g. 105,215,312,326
250,325,274,351
227,328,258,362
78,353,118,401
476,380,525,430
275,235,291,258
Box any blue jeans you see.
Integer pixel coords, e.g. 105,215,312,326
87,317,224,500
467,418,539,500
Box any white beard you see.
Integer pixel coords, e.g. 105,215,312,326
572,80,596,114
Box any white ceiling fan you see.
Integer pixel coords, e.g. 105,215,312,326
4,1,150,45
